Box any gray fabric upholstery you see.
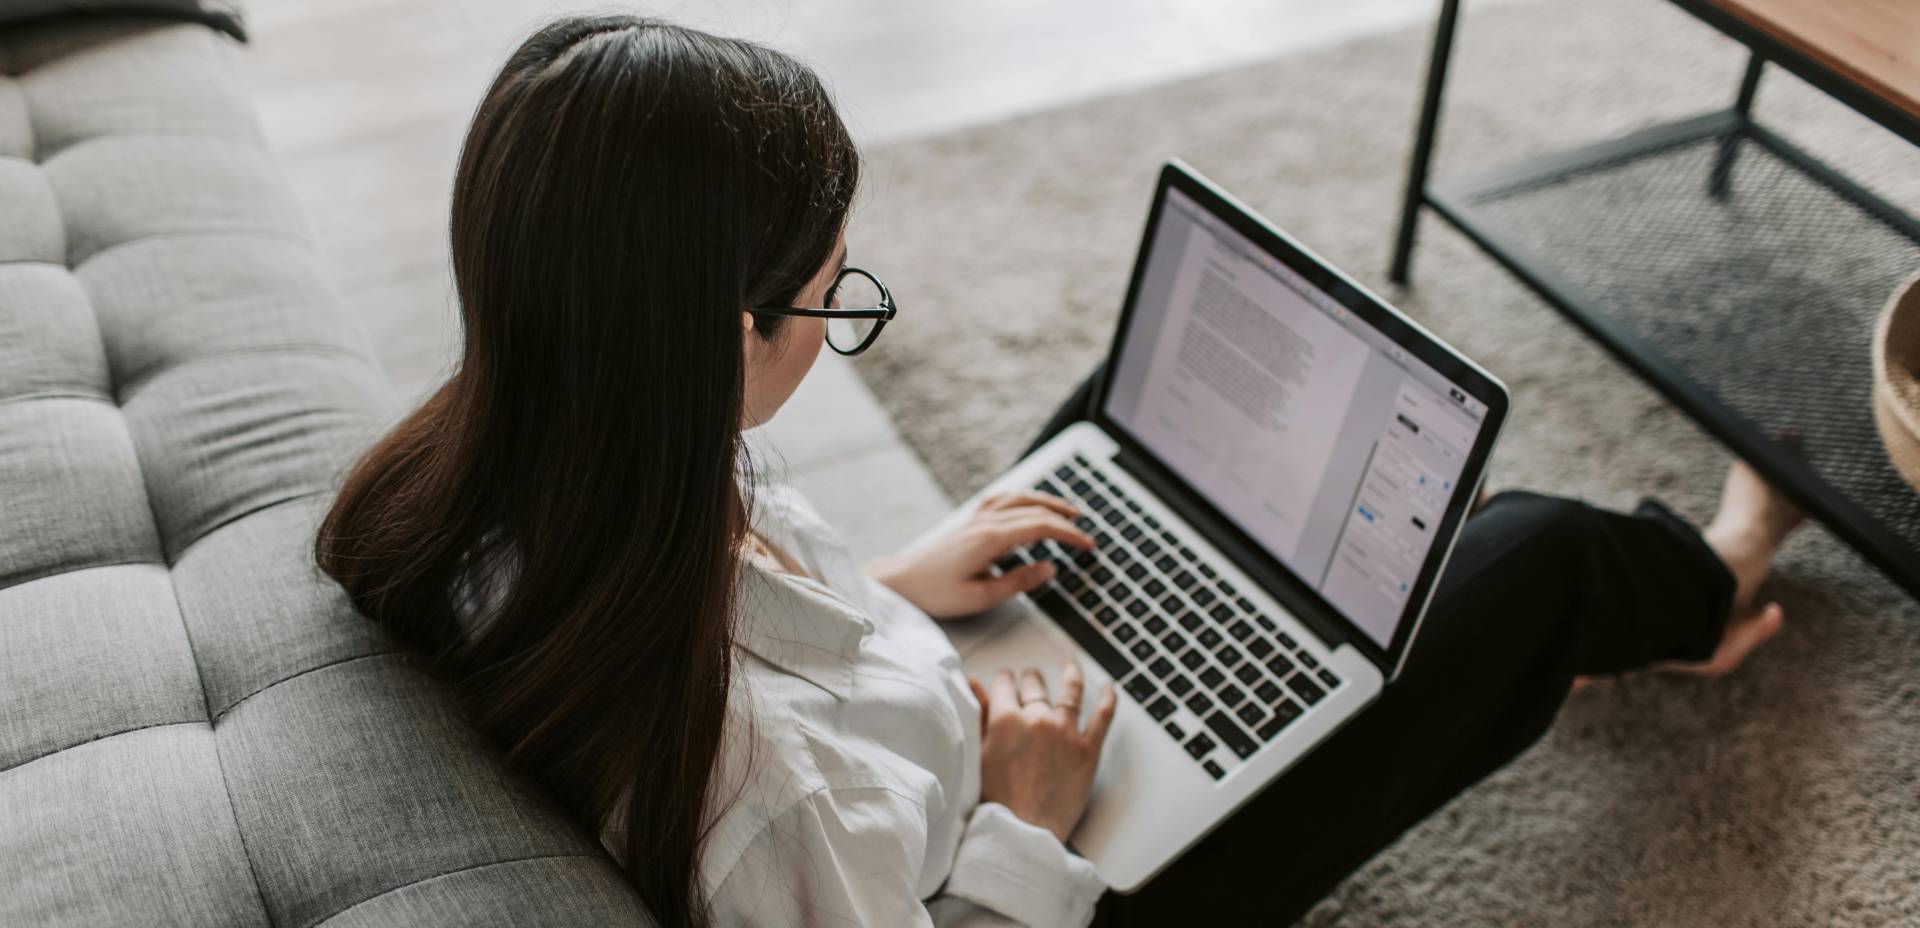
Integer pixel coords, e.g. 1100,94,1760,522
0,15,652,926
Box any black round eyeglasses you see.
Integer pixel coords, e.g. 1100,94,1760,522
750,266,897,356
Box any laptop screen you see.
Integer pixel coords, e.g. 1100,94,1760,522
1102,186,1489,649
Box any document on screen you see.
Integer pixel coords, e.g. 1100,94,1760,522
1126,226,1370,561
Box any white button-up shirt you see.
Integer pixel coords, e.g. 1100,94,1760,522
692,482,1108,927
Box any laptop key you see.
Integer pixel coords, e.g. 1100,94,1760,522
1184,733,1216,759
1172,570,1196,589
1254,615,1277,633
1125,599,1151,618
1146,696,1177,721
1124,675,1157,703
1204,711,1259,759
1092,606,1119,627
1130,639,1154,661
1192,588,1216,607
1218,580,1237,596
1198,564,1218,579
1208,605,1235,624
1197,628,1223,649
1075,589,1100,609
1318,669,1341,689
1125,563,1149,581
1162,631,1187,652
1177,610,1203,632
1202,759,1226,780
1168,675,1195,696
1180,650,1206,671
1228,620,1254,641
1138,539,1161,557
1197,667,1225,688
1164,721,1185,741
1235,702,1265,727
1215,644,1242,668
1143,615,1168,636
1159,594,1183,614
1287,674,1326,706
1053,466,1074,482
1254,680,1283,704
1218,684,1246,708
1256,700,1303,741
1265,652,1296,677
1149,656,1175,679
1233,663,1261,685
1143,578,1166,597
1297,651,1320,670
1091,566,1115,585
1155,555,1179,573
1121,525,1143,542
1247,638,1275,659
1278,631,1297,649
1114,623,1138,643
1235,597,1257,614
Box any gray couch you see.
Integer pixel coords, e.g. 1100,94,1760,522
0,12,652,926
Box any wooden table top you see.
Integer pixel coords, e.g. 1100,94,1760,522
1708,0,1920,123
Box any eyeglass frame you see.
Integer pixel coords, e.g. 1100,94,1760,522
749,265,897,356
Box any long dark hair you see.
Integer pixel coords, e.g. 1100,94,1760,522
315,16,859,926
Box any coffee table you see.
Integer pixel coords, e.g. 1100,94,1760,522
1389,0,1920,598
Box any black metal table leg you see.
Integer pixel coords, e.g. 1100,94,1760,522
1708,53,1766,198
1389,0,1463,285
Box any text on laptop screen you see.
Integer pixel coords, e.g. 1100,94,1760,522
1104,188,1487,648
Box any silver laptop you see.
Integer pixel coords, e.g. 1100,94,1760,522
913,161,1509,892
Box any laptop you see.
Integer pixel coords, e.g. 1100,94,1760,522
913,160,1509,892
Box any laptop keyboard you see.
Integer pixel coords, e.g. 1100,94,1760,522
996,453,1344,781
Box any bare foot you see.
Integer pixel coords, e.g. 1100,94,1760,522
1662,459,1803,677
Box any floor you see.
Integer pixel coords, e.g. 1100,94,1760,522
237,0,1496,558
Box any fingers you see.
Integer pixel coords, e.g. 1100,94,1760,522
980,491,1081,520
1082,682,1118,747
1018,667,1050,706
984,558,1055,596
968,676,991,730
989,670,1019,721
982,513,1094,554
1056,659,1084,716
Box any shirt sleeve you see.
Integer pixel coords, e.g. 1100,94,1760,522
940,802,1106,928
710,789,1103,928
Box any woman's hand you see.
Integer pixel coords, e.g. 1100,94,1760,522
865,491,1093,619
971,660,1118,843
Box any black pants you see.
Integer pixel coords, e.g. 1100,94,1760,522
1023,366,1738,926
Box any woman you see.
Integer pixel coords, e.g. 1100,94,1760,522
316,14,1801,927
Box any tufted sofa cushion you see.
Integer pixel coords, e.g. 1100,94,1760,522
0,15,652,927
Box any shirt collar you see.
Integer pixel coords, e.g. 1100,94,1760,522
731,486,871,700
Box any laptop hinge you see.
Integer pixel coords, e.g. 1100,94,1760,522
1111,441,1359,657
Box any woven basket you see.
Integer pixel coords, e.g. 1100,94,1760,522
1873,271,1920,495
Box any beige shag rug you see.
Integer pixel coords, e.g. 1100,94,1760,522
847,0,1920,923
